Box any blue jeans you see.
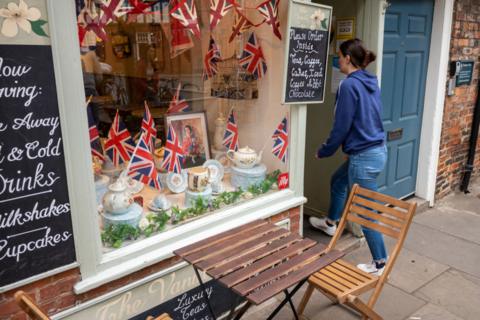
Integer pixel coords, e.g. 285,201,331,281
327,145,388,262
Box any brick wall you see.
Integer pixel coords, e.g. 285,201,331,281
0,207,301,320
436,0,480,199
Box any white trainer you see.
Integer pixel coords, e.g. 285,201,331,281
309,217,336,236
357,262,385,276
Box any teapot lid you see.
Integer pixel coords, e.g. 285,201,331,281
238,146,255,153
108,180,127,192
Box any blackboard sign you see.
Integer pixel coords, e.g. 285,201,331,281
456,60,474,86
130,279,240,320
282,1,332,104
0,45,76,287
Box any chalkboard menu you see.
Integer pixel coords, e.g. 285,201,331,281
131,279,240,320
282,1,332,104
0,45,76,287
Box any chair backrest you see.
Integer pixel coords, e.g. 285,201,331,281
14,291,50,320
328,184,417,279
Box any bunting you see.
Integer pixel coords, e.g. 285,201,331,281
170,0,201,39
257,0,281,40
209,0,234,30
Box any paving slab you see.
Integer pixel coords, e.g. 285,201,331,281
414,269,480,320
413,208,480,245
403,223,480,278
437,192,480,216
406,303,465,320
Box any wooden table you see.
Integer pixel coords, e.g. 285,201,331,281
174,220,344,320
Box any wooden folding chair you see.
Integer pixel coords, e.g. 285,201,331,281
146,313,172,320
298,184,417,320
14,291,50,320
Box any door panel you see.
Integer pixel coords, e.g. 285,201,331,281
379,0,434,198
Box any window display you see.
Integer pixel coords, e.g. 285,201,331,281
75,0,289,251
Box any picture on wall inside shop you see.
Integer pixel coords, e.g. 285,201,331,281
165,112,210,168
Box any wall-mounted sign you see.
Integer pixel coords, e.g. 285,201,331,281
456,60,474,86
335,17,355,52
0,0,76,289
282,0,332,104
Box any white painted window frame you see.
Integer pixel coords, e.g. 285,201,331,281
46,0,307,294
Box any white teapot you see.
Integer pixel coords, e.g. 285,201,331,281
227,146,263,169
102,179,134,214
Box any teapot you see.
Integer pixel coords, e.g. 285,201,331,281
102,179,134,214
227,146,263,169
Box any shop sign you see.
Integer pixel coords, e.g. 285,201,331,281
54,264,239,320
0,0,76,289
282,1,332,104
455,61,474,86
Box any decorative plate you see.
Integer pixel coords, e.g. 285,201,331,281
166,171,188,193
207,158,226,181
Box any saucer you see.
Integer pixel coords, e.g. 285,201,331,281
203,159,224,183
166,171,188,193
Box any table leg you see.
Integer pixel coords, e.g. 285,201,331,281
284,289,300,320
265,278,308,320
193,267,217,320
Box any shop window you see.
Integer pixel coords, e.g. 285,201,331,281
75,0,290,251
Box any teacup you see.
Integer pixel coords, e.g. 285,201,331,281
153,194,169,209
187,167,212,192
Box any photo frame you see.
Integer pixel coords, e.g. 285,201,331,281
165,111,211,169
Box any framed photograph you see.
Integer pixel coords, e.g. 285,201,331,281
165,111,211,169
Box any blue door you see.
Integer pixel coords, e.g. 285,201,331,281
378,0,434,198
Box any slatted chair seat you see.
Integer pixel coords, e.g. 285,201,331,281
308,259,378,303
146,313,172,320
298,184,417,320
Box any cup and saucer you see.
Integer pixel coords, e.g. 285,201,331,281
148,194,171,213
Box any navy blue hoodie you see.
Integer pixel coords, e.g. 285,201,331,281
317,69,385,157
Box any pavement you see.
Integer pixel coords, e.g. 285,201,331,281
244,179,480,320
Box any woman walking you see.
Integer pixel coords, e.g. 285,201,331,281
310,38,388,276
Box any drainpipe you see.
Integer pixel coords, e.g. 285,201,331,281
460,80,480,193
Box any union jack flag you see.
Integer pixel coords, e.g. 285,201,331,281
170,0,201,39
210,0,234,30
167,12,195,58
272,117,288,163
141,101,156,151
239,32,268,79
257,0,282,40
104,111,136,166
223,109,239,151
203,37,222,80
128,133,161,190
100,0,125,25
167,83,191,113
162,124,184,173
87,104,105,161
229,8,254,43
126,0,154,14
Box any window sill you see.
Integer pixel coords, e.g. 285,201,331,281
74,190,306,294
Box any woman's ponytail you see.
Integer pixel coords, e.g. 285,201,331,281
339,38,376,69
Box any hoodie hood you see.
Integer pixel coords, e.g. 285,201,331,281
348,69,378,93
